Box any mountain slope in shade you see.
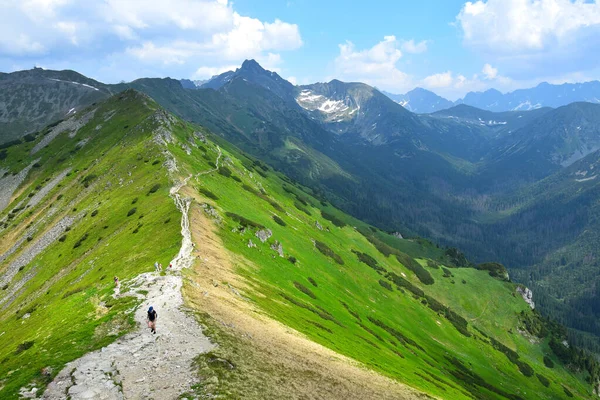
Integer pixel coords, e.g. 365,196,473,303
383,88,455,113
0,68,112,143
200,59,296,102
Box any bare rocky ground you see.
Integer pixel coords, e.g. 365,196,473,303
41,272,214,400
40,177,214,399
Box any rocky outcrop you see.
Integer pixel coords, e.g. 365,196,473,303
270,241,284,257
516,286,535,309
255,229,272,243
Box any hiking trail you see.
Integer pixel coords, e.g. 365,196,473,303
42,175,214,400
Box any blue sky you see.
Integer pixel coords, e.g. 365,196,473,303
1,0,600,99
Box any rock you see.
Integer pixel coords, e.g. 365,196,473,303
194,131,207,143
255,229,272,243
270,241,284,257
392,232,403,239
247,239,256,248
315,221,323,231
516,286,535,309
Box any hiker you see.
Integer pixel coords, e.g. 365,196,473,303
159,263,163,270
113,276,120,288
147,306,158,334
169,263,172,269
154,262,159,271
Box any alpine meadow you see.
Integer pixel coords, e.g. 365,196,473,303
3,1,600,399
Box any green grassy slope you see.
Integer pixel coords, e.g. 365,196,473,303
0,90,595,399
170,122,594,399
0,91,181,398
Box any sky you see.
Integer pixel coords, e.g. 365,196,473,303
1,0,600,100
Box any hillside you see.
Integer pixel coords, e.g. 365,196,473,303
5,63,600,361
0,68,112,144
1,90,598,399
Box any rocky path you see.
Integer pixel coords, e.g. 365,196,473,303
42,175,214,399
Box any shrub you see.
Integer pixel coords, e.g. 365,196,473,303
15,341,35,354
152,160,160,165
127,208,137,217
91,210,98,217
131,197,138,204
272,215,286,226
198,187,219,200
58,235,67,242
147,183,160,194
320,211,346,228
442,267,453,278
379,280,393,291
387,272,424,298
225,212,264,229
352,250,386,273
308,277,317,287
242,184,259,195
232,175,242,182
217,166,232,177
23,133,36,142
477,262,509,281
563,386,574,398
73,233,88,248
536,373,550,387
81,174,97,188
543,355,554,368
314,240,344,265
57,194,63,200
445,247,470,267
294,201,311,215
288,256,297,264
396,253,434,285
294,281,316,299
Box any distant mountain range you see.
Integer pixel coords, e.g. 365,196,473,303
382,81,600,113
189,68,600,114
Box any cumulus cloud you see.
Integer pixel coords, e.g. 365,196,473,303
401,39,428,54
334,36,412,91
0,0,303,82
482,63,498,80
456,0,600,77
422,71,454,88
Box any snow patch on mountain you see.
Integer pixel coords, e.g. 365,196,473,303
48,78,100,91
296,89,355,122
512,100,542,111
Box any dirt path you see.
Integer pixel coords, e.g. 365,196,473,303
43,177,214,399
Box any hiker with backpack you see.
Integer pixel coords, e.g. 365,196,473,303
147,306,158,334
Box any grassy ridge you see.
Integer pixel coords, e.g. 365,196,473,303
171,125,593,399
0,91,181,398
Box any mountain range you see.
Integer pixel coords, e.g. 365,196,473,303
1,77,599,400
4,60,600,397
381,81,600,113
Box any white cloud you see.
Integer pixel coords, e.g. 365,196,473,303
422,71,454,88
193,65,239,79
401,39,428,54
334,36,412,91
287,76,297,85
482,63,497,80
0,0,303,82
100,0,234,32
126,41,201,65
457,0,600,77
